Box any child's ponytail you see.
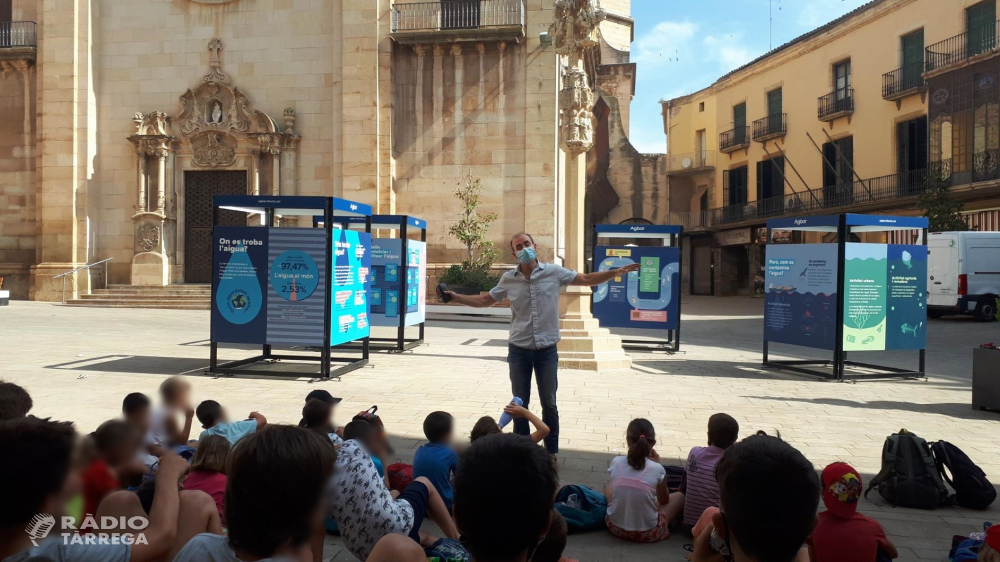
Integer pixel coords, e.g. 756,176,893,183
625,418,656,470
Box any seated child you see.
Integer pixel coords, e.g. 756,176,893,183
298,389,342,426
174,426,337,562
328,419,459,561
0,380,32,420
692,435,819,562
343,419,390,488
807,462,898,562
470,402,549,445
122,392,158,470
413,411,459,510
81,419,148,528
453,433,559,562
196,399,266,445
604,418,683,543
533,511,580,562
302,397,343,446
183,434,230,521
148,376,196,452
0,416,190,561
682,413,739,527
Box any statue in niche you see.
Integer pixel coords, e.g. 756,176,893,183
209,102,223,124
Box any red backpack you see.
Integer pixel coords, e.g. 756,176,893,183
387,463,413,492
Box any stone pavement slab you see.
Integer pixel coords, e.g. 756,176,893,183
1,297,999,561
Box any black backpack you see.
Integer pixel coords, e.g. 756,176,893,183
865,429,949,509
931,440,997,510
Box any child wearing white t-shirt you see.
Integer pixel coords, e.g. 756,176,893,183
604,418,684,543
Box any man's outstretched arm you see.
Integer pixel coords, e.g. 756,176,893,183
570,263,641,287
444,291,498,308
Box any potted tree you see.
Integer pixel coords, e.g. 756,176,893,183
440,172,501,297
973,300,1000,411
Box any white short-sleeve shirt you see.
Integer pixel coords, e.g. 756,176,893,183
606,455,666,532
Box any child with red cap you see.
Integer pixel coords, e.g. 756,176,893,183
807,462,898,562
982,525,1000,562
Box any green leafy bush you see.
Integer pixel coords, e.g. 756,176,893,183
439,263,501,292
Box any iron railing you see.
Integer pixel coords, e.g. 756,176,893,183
926,20,1000,72
0,21,37,49
391,0,525,33
818,88,854,120
973,149,1000,183
882,61,926,99
666,150,716,173
52,258,113,303
709,169,932,226
752,113,787,140
719,126,750,152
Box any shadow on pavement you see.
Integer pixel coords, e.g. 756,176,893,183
746,395,1000,421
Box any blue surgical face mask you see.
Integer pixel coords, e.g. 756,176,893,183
517,247,536,264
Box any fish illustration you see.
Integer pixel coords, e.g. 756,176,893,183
900,322,923,336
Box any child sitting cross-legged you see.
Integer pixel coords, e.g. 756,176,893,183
196,400,266,445
413,411,459,511
681,413,740,528
807,462,898,562
183,435,230,522
148,376,196,454
328,419,459,561
470,402,549,445
604,418,684,543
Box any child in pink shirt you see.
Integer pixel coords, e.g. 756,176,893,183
183,434,230,521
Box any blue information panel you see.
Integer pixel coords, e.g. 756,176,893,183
330,229,372,346
843,243,927,351
763,244,838,350
212,227,269,344
368,239,427,327
593,246,680,330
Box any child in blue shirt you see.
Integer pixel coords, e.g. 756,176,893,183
413,411,459,510
196,400,266,445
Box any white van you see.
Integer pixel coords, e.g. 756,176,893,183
927,231,1000,321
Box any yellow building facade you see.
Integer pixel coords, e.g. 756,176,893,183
663,0,1000,296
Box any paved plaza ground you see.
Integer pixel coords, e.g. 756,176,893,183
1,296,999,561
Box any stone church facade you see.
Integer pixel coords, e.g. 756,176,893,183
0,0,659,301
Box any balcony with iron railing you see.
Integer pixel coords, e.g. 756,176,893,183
882,61,927,101
709,168,932,226
925,20,1000,74
719,127,750,154
752,113,787,142
390,0,525,44
666,150,716,175
818,88,853,121
0,22,37,61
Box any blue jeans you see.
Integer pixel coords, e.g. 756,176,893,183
508,344,559,454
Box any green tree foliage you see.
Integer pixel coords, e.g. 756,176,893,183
918,173,969,232
440,172,501,291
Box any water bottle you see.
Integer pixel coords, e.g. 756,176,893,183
566,493,581,509
497,397,523,429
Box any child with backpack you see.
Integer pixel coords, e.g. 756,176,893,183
603,418,683,543
807,462,898,562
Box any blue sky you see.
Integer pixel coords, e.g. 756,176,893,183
627,0,872,153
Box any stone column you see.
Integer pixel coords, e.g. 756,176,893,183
136,149,147,212
551,0,631,371
250,150,261,196
155,149,167,213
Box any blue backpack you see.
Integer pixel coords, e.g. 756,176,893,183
554,484,608,533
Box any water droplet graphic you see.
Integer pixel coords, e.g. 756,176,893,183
216,241,263,325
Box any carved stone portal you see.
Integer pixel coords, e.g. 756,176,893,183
126,38,301,286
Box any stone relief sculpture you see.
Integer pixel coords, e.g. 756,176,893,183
550,0,605,155
211,102,223,124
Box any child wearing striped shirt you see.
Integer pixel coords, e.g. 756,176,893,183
681,413,740,528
